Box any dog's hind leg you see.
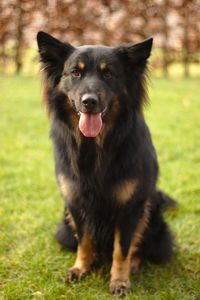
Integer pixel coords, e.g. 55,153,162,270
139,194,174,264
131,256,141,272
55,208,78,251
141,217,174,264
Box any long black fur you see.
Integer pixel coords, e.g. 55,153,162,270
37,31,175,277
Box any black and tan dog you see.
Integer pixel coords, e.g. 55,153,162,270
37,31,175,296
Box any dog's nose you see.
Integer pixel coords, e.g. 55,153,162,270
81,93,99,109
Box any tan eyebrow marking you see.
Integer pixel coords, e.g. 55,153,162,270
100,62,107,70
78,61,85,69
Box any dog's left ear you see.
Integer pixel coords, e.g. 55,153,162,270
116,38,153,64
37,31,74,82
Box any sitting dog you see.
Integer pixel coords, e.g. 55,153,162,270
37,31,175,296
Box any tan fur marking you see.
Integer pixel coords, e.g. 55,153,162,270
114,179,138,204
100,62,107,70
57,83,80,130
72,229,95,273
110,201,150,284
78,61,85,70
69,108,79,127
111,230,131,283
57,174,75,200
131,201,151,254
65,211,76,233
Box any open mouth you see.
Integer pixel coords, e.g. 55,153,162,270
78,108,107,138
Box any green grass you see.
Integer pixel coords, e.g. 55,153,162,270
0,75,199,300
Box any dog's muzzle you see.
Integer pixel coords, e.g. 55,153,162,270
78,93,105,138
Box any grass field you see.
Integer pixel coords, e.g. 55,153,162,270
0,75,200,300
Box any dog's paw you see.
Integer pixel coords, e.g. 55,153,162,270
109,280,131,297
131,257,141,273
67,267,86,283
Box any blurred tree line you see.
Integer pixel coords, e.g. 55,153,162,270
0,0,199,77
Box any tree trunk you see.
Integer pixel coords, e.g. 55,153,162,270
15,2,23,74
161,0,169,78
183,9,190,78
15,28,23,74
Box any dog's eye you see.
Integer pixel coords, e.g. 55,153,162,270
103,69,112,79
71,69,81,78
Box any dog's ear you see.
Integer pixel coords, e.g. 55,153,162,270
37,31,74,82
125,38,153,62
116,38,153,65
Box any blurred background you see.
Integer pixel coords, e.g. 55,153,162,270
0,0,200,77
1,2,200,299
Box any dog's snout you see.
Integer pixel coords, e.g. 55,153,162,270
81,93,99,109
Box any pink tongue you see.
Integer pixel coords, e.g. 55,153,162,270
79,113,102,137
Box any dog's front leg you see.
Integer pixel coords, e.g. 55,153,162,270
110,201,150,296
68,226,95,282
110,229,132,296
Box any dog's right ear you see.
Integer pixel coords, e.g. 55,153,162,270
37,31,74,80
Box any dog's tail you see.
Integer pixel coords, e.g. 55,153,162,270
155,190,177,211
140,190,177,264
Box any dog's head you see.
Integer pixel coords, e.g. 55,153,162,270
37,32,152,138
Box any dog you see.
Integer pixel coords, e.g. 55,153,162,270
37,31,175,296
